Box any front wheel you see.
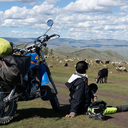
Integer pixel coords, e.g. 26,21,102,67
0,83,17,124
50,96,60,112
40,85,60,112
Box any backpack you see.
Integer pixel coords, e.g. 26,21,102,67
87,101,107,120
0,38,12,55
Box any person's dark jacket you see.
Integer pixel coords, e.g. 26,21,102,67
65,72,91,116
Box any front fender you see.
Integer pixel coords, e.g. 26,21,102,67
39,63,49,85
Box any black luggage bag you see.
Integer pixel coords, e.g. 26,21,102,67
0,55,31,86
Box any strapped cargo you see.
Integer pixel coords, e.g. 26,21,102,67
0,38,13,55
0,55,31,86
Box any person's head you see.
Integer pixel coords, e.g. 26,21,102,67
76,61,88,74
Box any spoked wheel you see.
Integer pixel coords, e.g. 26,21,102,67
0,82,17,124
40,85,60,112
50,95,60,112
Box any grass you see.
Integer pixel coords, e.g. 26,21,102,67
1,55,128,128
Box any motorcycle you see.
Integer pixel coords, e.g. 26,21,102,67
0,19,60,124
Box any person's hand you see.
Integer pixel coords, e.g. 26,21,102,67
94,96,97,102
65,114,75,118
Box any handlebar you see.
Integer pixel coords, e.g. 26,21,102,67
13,19,60,55
50,34,60,38
42,34,60,42
13,33,60,55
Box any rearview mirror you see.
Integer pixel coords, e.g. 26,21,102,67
47,19,54,26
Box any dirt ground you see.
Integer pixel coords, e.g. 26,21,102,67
55,82,128,128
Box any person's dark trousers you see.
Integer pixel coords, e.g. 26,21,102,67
117,104,128,112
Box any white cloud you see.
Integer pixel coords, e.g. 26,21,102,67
11,30,41,37
120,5,128,12
1,2,55,27
63,0,119,14
0,0,59,5
33,3,54,13
0,0,36,3
4,6,28,19
45,0,60,4
0,0,128,40
0,0,41,5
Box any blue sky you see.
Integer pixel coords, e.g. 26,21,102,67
0,0,128,40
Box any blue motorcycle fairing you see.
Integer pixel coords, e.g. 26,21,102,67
24,53,49,85
39,62,49,85
25,53,40,63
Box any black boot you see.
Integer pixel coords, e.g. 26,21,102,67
117,104,128,112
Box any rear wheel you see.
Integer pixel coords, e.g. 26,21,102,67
0,82,17,124
50,95,60,112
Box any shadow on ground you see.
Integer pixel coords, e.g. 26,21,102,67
12,104,70,123
12,104,113,124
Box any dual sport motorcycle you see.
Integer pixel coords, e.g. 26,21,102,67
0,19,60,124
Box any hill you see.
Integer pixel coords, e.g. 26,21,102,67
47,38,128,58
1,37,128,61
53,47,128,61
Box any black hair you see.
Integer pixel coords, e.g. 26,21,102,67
76,61,88,74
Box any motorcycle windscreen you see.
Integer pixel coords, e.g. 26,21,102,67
39,63,49,85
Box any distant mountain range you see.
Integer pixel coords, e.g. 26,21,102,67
53,47,128,61
2,37,128,61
